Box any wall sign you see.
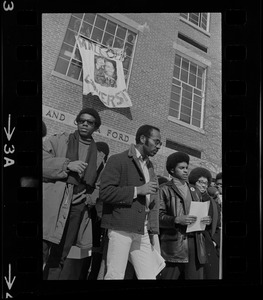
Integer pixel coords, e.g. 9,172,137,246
43,105,135,145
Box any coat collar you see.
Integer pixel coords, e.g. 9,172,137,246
166,179,183,200
128,143,138,158
128,143,144,159
166,179,200,202
128,144,151,165
128,143,155,179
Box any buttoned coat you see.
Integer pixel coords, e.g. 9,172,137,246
100,144,159,235
43,132,105,247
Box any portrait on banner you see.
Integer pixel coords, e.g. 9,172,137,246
94,56,117,88
76,36,132,108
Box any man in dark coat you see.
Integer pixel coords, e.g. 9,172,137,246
100,124,165,279
158,152,212,279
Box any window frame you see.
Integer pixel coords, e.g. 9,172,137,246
179,13,211,36
169,49,210,133
52,13,139,88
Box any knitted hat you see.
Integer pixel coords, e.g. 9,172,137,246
166,151,190,175
188,167,212,186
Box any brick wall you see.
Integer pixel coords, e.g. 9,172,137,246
42,13,222,177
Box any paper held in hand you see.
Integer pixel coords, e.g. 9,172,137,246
186,201,210,233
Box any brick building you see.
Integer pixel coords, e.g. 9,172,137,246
42,13,222,178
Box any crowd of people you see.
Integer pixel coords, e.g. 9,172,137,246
42,108,222,280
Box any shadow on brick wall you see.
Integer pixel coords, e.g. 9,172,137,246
82,93,133,121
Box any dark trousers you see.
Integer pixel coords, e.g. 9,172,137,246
43,202,86,280
59,257,92,280
87,206,104,280
203,239,220,279
160,237,204,280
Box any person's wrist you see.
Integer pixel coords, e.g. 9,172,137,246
136,186,141,195
174,217,179,224
64,159,71,172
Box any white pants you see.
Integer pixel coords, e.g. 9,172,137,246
104,226,165,280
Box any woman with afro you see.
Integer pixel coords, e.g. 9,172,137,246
188,167,221,279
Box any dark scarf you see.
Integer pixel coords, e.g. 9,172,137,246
66,130,97,194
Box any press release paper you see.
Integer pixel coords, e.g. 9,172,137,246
186,201,210,233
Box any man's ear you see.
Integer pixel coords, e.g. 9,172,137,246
140,135,147,144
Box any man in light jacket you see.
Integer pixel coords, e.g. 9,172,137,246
43,107,105,280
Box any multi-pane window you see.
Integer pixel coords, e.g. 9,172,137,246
180,13,209,31
169,54,206,128
54,13,137,83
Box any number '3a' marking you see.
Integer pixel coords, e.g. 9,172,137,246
4,144,15,154
3,1,14,11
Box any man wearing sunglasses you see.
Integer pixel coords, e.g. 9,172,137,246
43,107,105,280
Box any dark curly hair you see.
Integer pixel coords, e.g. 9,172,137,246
75,107,101,129
188,167,212,186
215,172,222,181
166,151,190,176
96,141,110,160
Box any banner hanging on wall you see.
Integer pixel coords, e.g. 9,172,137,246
76,36,132,108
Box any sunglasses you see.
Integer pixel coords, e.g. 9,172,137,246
77,119,96,127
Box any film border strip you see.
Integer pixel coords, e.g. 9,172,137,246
2,1,42,298
1,3,262,297
223,8,262,287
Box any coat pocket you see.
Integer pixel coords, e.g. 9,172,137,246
76,207,93,249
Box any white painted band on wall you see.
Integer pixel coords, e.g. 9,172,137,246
42,104,135,145
42,105,220,175
173,42,212,67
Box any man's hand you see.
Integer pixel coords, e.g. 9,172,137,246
200,216,212,225
137,181,159,195
67,161,88,175
175,215,197,226
149,233,155,246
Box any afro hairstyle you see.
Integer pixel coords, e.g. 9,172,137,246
96,141,110,159
166,151,190,176
188,167,212,186
75,107,101,129
215,172,222,181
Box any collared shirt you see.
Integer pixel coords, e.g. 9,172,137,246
134,148,150,209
